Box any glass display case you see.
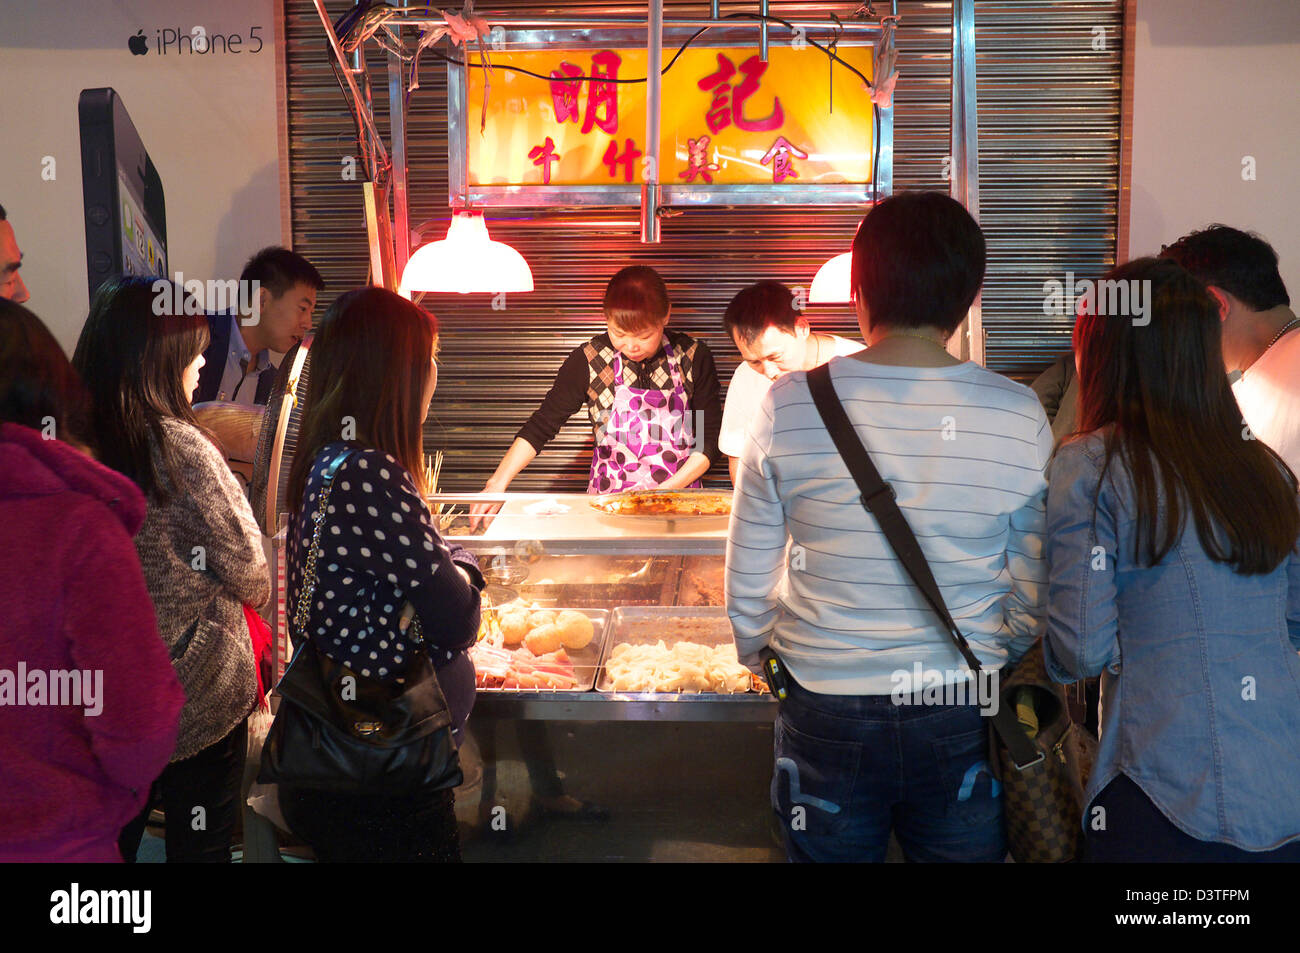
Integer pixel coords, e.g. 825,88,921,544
269,494,776,721
434,492,776,723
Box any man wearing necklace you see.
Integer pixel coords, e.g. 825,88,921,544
718,281,864,485
1161,225,1299,474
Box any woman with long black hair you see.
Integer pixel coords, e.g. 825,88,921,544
1046,257,1300,862
280,286,484,862
72,276,269,862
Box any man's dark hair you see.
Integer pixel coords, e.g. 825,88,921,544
0,204,7,220
603,265,670,332
851,191,985,335
1158,225,1289,311
723,281,800,346
239,246,324,298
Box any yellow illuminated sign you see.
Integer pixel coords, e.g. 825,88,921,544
466,45,876,188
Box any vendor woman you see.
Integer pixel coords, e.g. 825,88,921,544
474,265,722,507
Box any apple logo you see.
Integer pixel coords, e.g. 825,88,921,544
128,30,148,56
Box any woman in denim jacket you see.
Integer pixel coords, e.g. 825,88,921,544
1046,257,1300,862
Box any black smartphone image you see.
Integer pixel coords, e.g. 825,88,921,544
78,87,168,302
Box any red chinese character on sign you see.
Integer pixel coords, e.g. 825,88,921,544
529,137,561,184
602,138,642,183
760,136,808,184
582,50,622,135
678,135,721,184
549,63,583,124
697,53,784,134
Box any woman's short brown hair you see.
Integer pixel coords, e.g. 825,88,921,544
602,265,670,333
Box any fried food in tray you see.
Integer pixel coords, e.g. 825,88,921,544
588,490,733,517
602,640,755,693
596,608,766,694
471,599,606,691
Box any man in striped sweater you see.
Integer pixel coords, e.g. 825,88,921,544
726,191,1051,863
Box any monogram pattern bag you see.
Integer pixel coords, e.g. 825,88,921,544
993,640,1097,862
258,448,462,796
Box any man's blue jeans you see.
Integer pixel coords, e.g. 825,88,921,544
772,675,1005,862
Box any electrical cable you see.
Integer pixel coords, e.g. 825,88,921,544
393,12,876,90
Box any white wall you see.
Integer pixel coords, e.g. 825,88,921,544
1130,0,1300,298
0,0,282,352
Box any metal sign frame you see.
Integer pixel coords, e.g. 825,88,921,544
447,23,892,208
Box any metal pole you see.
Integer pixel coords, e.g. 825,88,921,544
710,0,720,20
950,0,983,365
759,0,769,61
369,15,879,31
388,49,411,278
641,0,663,243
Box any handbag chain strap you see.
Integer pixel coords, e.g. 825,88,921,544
292,448,425,647
804,363,1044,771
292,449,354,643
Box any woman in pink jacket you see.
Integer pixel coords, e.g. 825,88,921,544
0,300,184,862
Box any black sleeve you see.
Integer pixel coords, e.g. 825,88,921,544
515,344,590,453
689,341,723,466
1030,353,1072,425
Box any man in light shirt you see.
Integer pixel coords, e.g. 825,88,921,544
1161,225,1299,474
195,246,323,406
719,281,863,484
191,247,322,490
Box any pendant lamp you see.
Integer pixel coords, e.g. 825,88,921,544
399,210,534,295
808,252,853,304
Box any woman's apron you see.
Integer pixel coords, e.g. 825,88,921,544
588,338,701,494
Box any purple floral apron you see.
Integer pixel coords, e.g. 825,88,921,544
588,337,701,494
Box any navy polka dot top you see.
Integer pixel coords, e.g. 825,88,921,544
286,442,484,691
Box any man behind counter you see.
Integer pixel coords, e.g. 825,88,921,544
719,281,864,484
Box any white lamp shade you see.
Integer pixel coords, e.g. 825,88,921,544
808,252,853,304
399,212,534,295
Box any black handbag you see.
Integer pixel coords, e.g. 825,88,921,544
805,363,1088,861
258,448,462,796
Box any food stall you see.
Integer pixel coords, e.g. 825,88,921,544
434,490,777,722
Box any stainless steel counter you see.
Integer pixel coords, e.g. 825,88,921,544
435,492,729,556
473,690,776,722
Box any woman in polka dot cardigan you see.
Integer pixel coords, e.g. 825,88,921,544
280,287,485,862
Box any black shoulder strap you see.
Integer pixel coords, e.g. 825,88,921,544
805,363,1043,770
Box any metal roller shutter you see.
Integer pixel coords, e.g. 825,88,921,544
284,0,1120,491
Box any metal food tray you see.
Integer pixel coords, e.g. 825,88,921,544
596,606,757,694
588,490,732,532
475,607,610,693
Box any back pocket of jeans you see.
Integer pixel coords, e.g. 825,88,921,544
931,726,1001,825
772,714,860,838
